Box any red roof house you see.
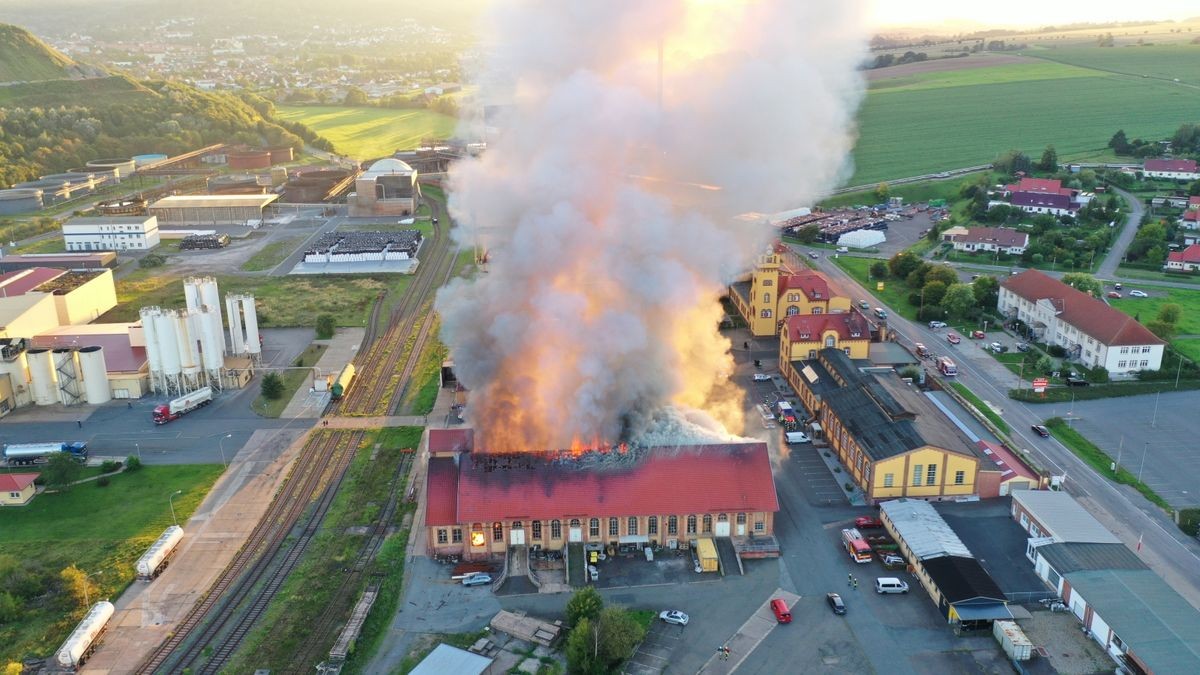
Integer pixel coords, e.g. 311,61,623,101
1167,244,1200,270
0,472,40,506
1144,159,1199,175
1000,270,1165,349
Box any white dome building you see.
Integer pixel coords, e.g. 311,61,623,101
349,158,421,216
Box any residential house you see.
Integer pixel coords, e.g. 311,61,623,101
1181,195,1200,229
998,270,1165,376
946,227,1029,255
0,473,39,506
728,252,851,336
778,310,871,362
1165,243,1200,271
1142,158,1199,181
1000,177,1087,217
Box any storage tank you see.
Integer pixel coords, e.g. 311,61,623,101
78,346,112,405
175,311,200,377
207,174,265,195
136,525,184,580
155,311,181,378
86,157,137,181
183,278,201,313
197,278,225,353
242,296,260,356
268,146,294,164
0,188,44,215
197,308,224,372
55,601,115,669
226,295,245,355
132,153,168,168
140,307,163,374
27,349,59,406
53,348,84,405
227,149,272,170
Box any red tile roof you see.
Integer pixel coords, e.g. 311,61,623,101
1005,177,1063,194
1189,196,1200,209
1167,244,1200,265
1144,159,1198,173
438,442,777,523
976,440,1037,482
428,428,474,455
1001,270,1165,347
952,227,1029,248
0,473,39,491
1185,210,1200,223
425,457,459,526
31,332,146,372
782,309,869,344
0,267,64,296
779,269,842,302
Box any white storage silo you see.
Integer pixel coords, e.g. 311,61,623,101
140,307,163,393
196,308,224,389
242,296,261,357
184,278,201,313
175,310,200,391
226,295,245,356
27,349,59,406
53,348,84,406
155,310,181,394
78,346,112,405
197,277,225,353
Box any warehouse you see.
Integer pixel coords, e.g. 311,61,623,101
147,194,280,226
1010,490,1120,562
424,429,779,561
0,268,119,326
0,252,116,273
63,215,161,252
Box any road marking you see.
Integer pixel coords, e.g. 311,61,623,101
698,589,800,673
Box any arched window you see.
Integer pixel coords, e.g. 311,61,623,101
763,292,771,304
736,513,746,525
702,514,713,533
470,524,486,547
492,522,503,542
628,516,638,535
718,513,728,522
825,335,836,347
668,516,678,535
589,518,600,538
648,516,658,535
609,518,619,537
532,521,543,540
551,519,562,539
786,305,800,316
760,309,773,318
570,518,580,528
512,520,522,530
686,515,697,534
813,307,823,314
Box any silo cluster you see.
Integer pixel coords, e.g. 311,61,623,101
25,345,113,406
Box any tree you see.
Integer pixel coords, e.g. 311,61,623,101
1189,180,1200,197
566,617,603,675
1156,303,1182,325
566,607,646,675
869,261,889,279
874,182,889,204
343,86,369,106
923,265,958,287
1061,273,1102,297
1035,355,1054,375
994,149,1031,175
920,280,947,307
792,224,820,243
887,251,922,279
0,591,19,624
1108,129,1131,155
261,372,285,400
124,455,143,472
42,452,82,490
972,275,1000,309
316,314,336,340
58,565,94,608
1037,145,1058,172
942,283,977,319
566,586,603,628
1146,319,1177,340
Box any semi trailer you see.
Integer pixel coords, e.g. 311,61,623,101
2,441,88,465
152,387,212,424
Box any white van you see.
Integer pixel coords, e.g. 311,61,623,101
875,577,909,594
836,246,849,253
784,431,811,444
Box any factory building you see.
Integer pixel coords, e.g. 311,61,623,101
728,251,851,336
148,194,279,226
424,429,780,561
348,158,421,216
63,216,161,252
0,253,115,273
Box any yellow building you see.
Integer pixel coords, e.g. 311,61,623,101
728,252,851,336
0,473,39,506
779,310,871,362
782,348,980,504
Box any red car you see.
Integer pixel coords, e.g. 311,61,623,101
1107,291,1121,298
770,598,793,623
855,516,883,529
970,330,986,339
946,333,961,344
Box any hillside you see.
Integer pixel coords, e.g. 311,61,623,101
0,23,78,82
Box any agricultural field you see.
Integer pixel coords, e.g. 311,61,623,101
0,464,223,664
850,49,1200,185
275,105,457,159
1030,44,1200,85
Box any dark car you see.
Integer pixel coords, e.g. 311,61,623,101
1032,424,1050,438
826,593,846,615
1066,377,1090,387
855,516,883,529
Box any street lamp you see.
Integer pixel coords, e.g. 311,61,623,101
82,570,104,607
168,489,183,526
218,433,232,467
1138,442,1149,482
135,442,141,462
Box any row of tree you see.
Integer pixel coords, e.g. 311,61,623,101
565,587,645,675
877,253,998,321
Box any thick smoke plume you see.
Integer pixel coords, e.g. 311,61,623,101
437,0,867,452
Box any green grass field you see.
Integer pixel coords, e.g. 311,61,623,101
1110,288,1200,364
252,344,328,418
275,105,457,159
241,237,305,272
1030,44,1200,85
0,464,223,664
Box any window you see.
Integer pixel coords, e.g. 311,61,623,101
452,528,463,543
718,513,728,523
668,516,678,535
1142,346,1151,353
471,524,485,546
926,465,937,485
1141,360,1149,367
628,517,638,535
686,515,697,534
589,518,600,538
954,470,965,485
1118,360,1127,368
812,307,822,314
825,336,836,347
492,522,504,542
609,517,619,537
736,513,746,525
754,520,765,532
437,529,448,544
551,519,562,539
762,279,773,286
786,305,799,316
702,514,713,533
808,349,817,359
1120,347,1129,354
763,292,771,304
532,521,543,540
648,516,658,535
570,518,581,530
912,465,923,486
760,309,772,318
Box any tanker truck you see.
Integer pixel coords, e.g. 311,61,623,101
152,387,213,425
3,441,88,465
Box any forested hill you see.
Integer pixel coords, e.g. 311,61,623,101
0,23,319,189
0,23,80,82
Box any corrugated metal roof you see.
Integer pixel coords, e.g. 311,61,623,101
1067,568,1200,673
1011,491,1120,544
921,555,1006,604
881,499,972,560
148,194,279,208
1035,542,1147,573
409,644,492,675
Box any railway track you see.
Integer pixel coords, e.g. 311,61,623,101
134,430,363,674
290,449,417,669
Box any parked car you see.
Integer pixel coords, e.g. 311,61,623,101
854,516,883,529
809,251,820,259
659,610,689,626
826,593,846,615
462,573,493,586
928,321,947,329
1065,377,1090,387
880,553,905,567
1016,342,1030,352
970,330,986,339
946,333,961,344
1031,424,1050,438
1107,291,1122,299
770,598,793,623
990,342,1002,352
875,578,909,594
753,373,771,381
1129,290,1148,298
1114,282,1122,290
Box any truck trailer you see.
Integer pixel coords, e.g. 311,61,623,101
2,441,88,465
152,387,213,424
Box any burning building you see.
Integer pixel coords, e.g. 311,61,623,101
424,429,778,561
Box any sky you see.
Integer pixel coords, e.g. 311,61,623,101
868,0,1197,29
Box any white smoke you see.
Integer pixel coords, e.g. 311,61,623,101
437,0,868,452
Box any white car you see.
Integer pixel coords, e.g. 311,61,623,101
928,321,947,329
1128,290,1148,298
752,373,771,382
659,610,689,626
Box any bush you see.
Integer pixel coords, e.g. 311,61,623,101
917,305,946,321
96,476,110,487
139,253,166,269
315,314,336,340
100,460,122,473
124,455,143,472
1047,345,1067,358
1179,508,1200,537
261,372,285,400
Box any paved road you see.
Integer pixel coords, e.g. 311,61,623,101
1096,186,1144,280
806,247,1200,611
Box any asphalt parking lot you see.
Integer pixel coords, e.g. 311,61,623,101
624,620,683,675
787,443,847,506
593,549,713,589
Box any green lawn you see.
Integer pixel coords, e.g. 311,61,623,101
851,60,1200,185
275,105,457,159
1030,44,1200,86
0,464,224,664
831,256,917,319
241,237,305,272
948,382,1010,434
252,344,328,418
14,236,65,254
1110,288,1200,335
821,175,970,208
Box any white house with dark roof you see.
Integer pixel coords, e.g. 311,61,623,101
1143,158,1199,181
999,270,1164,376
947,227,1029,255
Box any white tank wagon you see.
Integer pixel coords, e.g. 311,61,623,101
55,600,115,670
136,525,184,580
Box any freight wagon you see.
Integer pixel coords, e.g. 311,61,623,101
136,525,185,580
